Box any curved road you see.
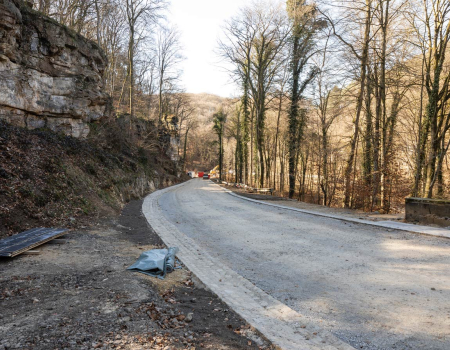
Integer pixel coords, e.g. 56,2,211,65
157,179,450,350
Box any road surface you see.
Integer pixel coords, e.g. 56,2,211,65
157,179,450,350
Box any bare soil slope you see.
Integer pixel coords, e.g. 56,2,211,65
0,120,180,238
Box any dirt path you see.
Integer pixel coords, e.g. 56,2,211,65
156,179,450,350
0,200,272,350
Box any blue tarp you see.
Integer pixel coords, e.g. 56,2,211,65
127,247,179,279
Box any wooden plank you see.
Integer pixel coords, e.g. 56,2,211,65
23,250,41,255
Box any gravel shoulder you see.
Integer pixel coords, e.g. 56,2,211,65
218,183,405,222
0,199,272,350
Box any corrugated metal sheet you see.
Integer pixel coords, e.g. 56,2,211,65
0,227,68,257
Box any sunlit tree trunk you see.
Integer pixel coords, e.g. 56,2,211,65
342,0,372,208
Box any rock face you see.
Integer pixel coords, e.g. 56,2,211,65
0,0,111,138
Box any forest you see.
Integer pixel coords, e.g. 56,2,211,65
30,0,450,213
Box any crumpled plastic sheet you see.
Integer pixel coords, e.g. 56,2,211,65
127,247,179,279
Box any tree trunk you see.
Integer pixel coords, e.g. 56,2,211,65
219,134,223,182
273,91,283,190
250,106,254,187
242,63,251,184
321,125,328,206
343,0,371,208
288,34,301,199
183,127,190,172
363,69,373,202
128,27,135,116
424,82,441,198
412,59,426,197
378,0,389,212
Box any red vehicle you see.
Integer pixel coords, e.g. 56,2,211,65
198,171,204,178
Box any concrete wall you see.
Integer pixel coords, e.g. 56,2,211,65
405,197,450,227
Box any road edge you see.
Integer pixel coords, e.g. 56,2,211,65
142,180,355,350
216,183,450,240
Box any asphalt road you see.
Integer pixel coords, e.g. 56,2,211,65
157,179,450,350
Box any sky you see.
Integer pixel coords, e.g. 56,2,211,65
167,0,255,98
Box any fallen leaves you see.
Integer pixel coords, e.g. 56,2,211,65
140,302,189,330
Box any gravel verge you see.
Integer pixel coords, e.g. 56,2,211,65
0,199,273,350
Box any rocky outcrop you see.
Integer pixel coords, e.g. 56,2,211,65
0,0,111,138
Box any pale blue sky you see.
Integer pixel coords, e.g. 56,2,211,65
167,0,255,97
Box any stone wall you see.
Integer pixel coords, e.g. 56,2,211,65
405,197,450,227
0,0,111,138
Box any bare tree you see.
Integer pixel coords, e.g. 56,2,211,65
320,0,373,207
156,25,184,124
286,0,321,198
312,29,347,205
213,108,228,183
218,7,258,184
408,0,450,198
121,0,166,116
246,3,289,187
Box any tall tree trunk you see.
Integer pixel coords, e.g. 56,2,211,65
220,134,223,182
378,0,389,212
424,79,441,198
158,70,164,124
256,82,266,187
280,139,285,194
381,91,400,213
94,0,101,47
242,62,251,184
412,59,426,197
363,70,373,195
117,73,129,109
250,106,255,187
372,64,381,210
321,125,328,206
343,0,371,208
183,127,190,172
237,109,243,183
273,91,283,190
288,34,301,198
257,127,265,187
128,27,135,116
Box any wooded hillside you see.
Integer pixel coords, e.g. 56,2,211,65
27,0,450,213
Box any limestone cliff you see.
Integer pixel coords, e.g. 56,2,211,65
0,0,111,138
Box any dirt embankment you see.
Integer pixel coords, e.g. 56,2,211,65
0,199,272,350
0,119,182,238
